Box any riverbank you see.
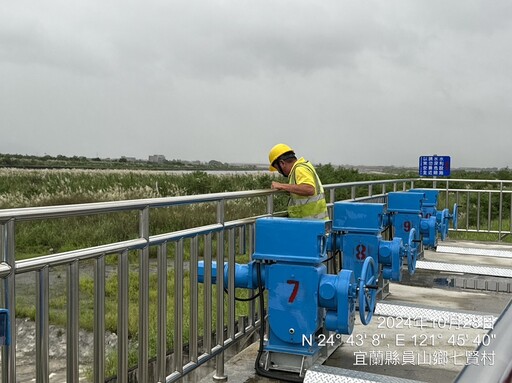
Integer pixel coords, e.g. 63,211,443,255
14,317,117,382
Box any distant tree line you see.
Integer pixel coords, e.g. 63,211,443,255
0,153,258,171
1,152,511,182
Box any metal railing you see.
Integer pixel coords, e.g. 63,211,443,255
455,298,512,383
0,177,510,382
430,178,512,240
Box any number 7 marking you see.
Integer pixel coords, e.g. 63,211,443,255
287,280,300,303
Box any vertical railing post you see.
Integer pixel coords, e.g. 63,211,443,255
267,194,274,216
487,192,492,233
189,236,199,363
227,229,236,342
445,180,450,209
238,226,246,257
214,200,227,382
1,219,16,383
139,207,150,382
36,266,49,383
468,190,473,232
67,260,80,383
455,191,461,230
157,244,168,383
499,182,503,240
93,253,105,383
204,234,213,354
328,188,335,218
247,224,256,328
477,192,481,232
174,240,184,375
118,250,129,383
510,192,512,235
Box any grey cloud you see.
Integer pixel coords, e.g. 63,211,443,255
1,0,511,168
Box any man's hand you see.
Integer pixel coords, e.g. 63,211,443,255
271,181,287,191
271,181,315,196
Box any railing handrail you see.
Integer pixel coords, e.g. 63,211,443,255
2,176,512,382
421,178,512,185
0,189,275,223
7,176,511,222
324,177,418,189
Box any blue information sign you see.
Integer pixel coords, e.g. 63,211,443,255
419,156,451,177
0,309,10,346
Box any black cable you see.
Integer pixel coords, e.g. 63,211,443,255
332,234,343,273
322,253,336,263
322,249,341,265
223,287,265,302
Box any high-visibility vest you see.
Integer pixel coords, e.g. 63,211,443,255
288,161,329,220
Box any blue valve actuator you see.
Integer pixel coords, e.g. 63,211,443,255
319,270,357,334
198,260,266,290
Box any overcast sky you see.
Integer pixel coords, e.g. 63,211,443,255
1,1,511,168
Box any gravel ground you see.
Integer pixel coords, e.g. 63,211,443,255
15,317,117,383
9,258,184,382
12,265,118,383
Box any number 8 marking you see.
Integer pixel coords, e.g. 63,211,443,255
356,244,367,260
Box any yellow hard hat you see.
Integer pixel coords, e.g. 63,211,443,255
268,143,294,171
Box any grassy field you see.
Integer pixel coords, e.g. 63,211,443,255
1,167,282,378
0,167,277,208
3,165,511,378
0,168,282,257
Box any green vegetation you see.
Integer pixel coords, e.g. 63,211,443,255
3,163,512,259
1,165,287,378
412,168,512,243
0,167,277,208
3,158,512,378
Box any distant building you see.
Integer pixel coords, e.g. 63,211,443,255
149,155,166,163
121,156,137,162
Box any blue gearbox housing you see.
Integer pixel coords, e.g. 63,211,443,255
197,217,377,374
409,188,458,241
388,192,430,252
388,191,457,250
331,202,416,282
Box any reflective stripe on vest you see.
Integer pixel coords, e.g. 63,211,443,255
288,162,329,220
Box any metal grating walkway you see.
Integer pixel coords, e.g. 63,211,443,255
304,365,426,383
436,245,512,259
415,260,512,278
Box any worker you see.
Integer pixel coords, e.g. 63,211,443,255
268,143,329,220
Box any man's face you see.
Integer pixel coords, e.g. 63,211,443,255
276,160,291,177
